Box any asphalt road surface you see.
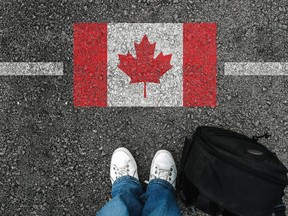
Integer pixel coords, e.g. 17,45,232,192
1,0,288,215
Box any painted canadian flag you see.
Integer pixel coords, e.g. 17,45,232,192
73,23,217,107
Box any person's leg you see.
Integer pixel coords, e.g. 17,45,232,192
97,176,144,216
97,147,144,216
141,150,181,216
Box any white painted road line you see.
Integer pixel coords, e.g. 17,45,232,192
0,62,63,75
225,62,288,75
1,62,288,76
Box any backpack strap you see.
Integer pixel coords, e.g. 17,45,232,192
177,136,201,207
222,210,238,216
176,137,194,192
198,197,220,216
274,198,286,216
192,195,239,216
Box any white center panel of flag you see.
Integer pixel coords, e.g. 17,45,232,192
107,23,183,107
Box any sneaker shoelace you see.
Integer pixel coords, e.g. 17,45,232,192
157,168,171,180
145,166,172,184
114,164,130,179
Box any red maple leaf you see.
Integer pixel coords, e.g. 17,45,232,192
118,35,173,98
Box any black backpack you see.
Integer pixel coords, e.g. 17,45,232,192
177,126,288,216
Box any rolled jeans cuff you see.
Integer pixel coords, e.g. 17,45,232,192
112,175,142,191
147,178,176,194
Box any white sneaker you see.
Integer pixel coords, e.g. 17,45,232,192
149,150,177,188
110,147,139,184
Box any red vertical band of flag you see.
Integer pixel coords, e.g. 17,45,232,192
183,23,217,107
73,23,107,107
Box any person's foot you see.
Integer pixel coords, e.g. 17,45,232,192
110,147,138,184
149,150,177,188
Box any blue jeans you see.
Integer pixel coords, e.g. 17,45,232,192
97,176,181,216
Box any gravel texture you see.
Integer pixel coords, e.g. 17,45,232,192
1,0,288,215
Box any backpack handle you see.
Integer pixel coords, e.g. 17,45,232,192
252,132,271,142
